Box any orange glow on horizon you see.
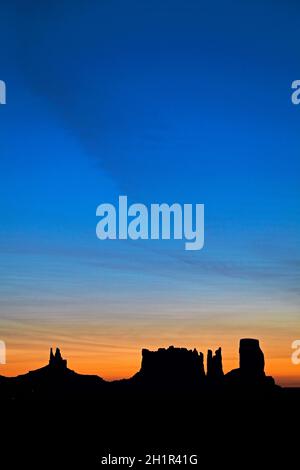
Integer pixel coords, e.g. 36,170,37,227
1,336,299,387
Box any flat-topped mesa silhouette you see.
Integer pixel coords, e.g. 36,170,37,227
49,347,67,369
135,346,205,388
134,345,226,391
225,338,275,389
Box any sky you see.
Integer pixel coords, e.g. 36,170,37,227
0,0,299,385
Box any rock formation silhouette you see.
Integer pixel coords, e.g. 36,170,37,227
225,338,275,391
239,338,264,377
0,338,294,400
207,347,224,381
49,347,67,369
135,346,205,389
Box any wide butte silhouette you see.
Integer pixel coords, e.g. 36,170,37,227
0,338,298,400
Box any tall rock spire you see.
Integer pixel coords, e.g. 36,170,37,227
225,338,276,391
207,347,224,380
239,339,265,378
49,347,55,365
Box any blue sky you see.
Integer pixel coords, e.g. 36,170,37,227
0,0,299,381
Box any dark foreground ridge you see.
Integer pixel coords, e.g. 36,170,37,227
0,338,298,400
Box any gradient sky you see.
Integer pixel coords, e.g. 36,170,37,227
0,0,299,386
